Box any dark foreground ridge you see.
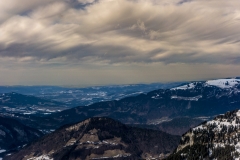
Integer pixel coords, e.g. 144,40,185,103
4,117,180,160
0,116,43,157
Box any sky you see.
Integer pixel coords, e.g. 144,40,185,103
1,0,240,86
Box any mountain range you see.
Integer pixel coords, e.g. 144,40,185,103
9,78,239,136
0,82,182,107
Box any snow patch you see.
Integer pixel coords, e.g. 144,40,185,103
91,154,131,159
0,150,6,153
236,110,240,117
171,83,196,90
27,155,53,160
171,95,202,101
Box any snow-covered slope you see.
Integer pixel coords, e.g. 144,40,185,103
172,78,240,90
171,83,196,90
167,110,240,160
205,79,240,89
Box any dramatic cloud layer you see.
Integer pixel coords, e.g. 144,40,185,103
0,0,240,85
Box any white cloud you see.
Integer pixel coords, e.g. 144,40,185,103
0,0,240,85
0,0,58,22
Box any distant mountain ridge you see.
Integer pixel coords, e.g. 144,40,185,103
0,82,183,107
4,117,180,160
6,78,240,136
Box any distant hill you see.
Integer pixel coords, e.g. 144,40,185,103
4,117,180,160
0,92,68,115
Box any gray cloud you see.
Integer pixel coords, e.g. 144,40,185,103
1,0,240,65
